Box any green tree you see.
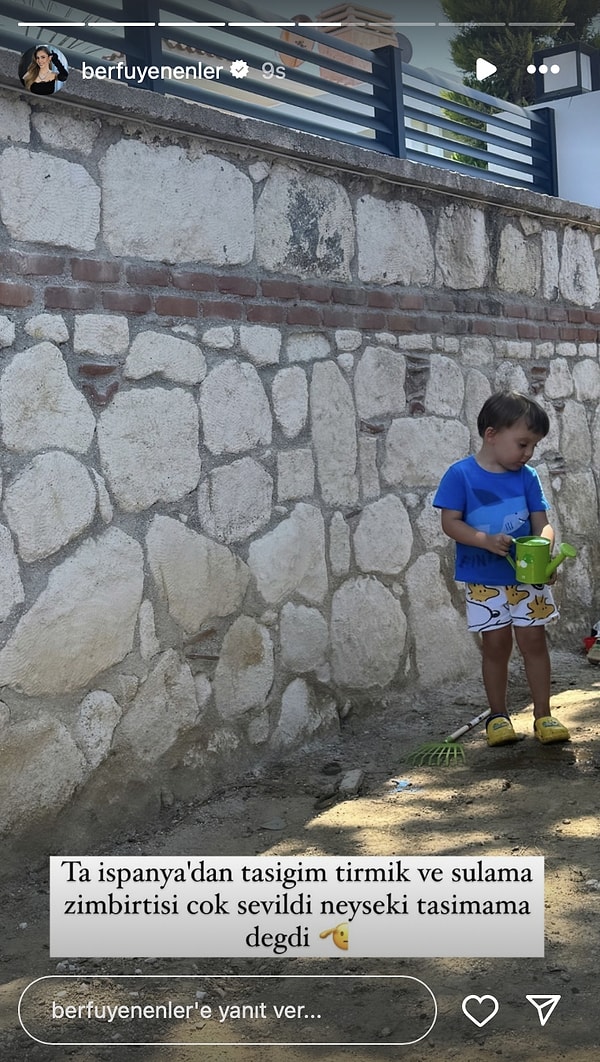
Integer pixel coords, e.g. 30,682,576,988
560,0,600,41
440,0,600,104
441,89,492,170
560,1,600,48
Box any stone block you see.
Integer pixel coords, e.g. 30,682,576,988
0,315,15,348
465,368,492,449
560,399,591,467
383,417,469,487
273,679,337,747
280,603,329,672
138,599,160,661
113,650,198,763
0,716,86,834
405,553,480,686
248,503,327,605
544,358,573,399
435,204,489,289
271,367,308,438
554,470,597,537
0,523,24,622
240,325,281,366
286,333,330,363
147,515,250,633
534,397,561,457
356,196,434,285
92,470,113,524
0,528,143,695
358,435,380,501
329,511,351,576
3,451,96,561
74,314,129,357
310,361,359,506
573,359,600,402
214,617,274,719
416,491,448,550
397,333,433,352
98,388,201,511
74,690,122,769
276,449,314,502
559,228,599,306
425,354,464,417
354,494,413,575
24,314,68,344
354,346,406,419
494,340,532,360
335,330,362,351
203,326,234,348
200,360,272,455
330,576,406,688
198,457,273,542
459,336,493,367
101,141,254,263
541,229,559,300
0,147,99,249
0,342,95,454
255,163,354,279
338,768,364,796
495,223,541,295
125,330,206,384
494,363,528,395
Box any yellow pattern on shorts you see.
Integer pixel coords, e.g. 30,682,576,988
527,594,555,621
505,585,529,606
467,584,500,602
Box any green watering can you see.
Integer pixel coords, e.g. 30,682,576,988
507,536,577,584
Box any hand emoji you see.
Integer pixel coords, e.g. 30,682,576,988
319,922,349,950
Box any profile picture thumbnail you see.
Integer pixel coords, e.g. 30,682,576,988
19,44,69,95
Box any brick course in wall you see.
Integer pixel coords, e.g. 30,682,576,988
1,256,599,344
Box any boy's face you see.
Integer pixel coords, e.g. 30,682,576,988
484,416,543,472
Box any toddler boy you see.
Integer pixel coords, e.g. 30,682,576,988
434,391,570,746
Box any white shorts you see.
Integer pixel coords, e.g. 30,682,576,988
465,583,559,633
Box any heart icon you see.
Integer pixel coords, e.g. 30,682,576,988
461,994,499,1027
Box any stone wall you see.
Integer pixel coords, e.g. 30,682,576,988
1,59,599,854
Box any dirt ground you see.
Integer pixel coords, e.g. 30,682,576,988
1,646,599,1062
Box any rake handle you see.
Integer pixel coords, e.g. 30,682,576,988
446,708,491,743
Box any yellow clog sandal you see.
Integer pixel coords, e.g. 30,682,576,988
534,716,570,743
486,715,518,747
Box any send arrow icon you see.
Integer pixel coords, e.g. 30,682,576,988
526,995,561,1027
476,57,497,80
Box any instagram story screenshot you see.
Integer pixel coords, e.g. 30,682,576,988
0,1,599,1059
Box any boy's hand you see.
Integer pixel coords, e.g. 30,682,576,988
486,532,513,557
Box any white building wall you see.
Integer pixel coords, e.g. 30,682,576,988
540,92,600,208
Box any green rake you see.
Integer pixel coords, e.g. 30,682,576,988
406,708,492,766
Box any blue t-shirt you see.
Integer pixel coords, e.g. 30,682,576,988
433,456,549,584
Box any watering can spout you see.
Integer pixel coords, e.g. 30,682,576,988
546,542,577,578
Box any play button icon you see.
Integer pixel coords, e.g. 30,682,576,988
476,57,497,80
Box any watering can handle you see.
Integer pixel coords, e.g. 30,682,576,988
505,538,517,572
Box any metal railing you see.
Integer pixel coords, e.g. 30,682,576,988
0,0,557,195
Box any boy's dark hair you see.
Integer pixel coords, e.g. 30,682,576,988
477,391,549,438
